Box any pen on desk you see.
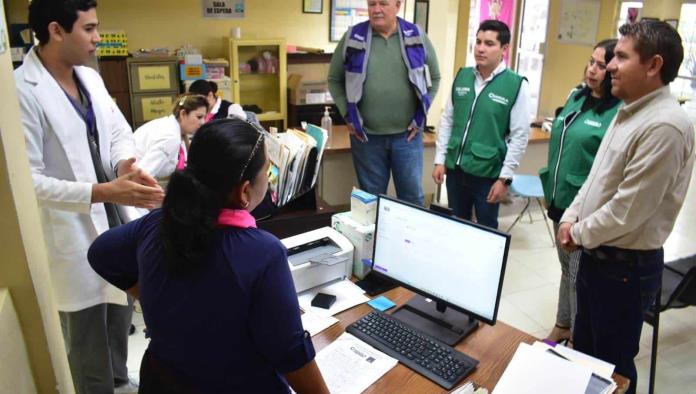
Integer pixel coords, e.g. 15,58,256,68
299,306,305,315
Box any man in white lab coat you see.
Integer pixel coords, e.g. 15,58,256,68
14,1,163,392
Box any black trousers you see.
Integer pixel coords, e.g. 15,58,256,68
574,246,663,394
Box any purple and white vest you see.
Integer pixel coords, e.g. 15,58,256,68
343,17,432,141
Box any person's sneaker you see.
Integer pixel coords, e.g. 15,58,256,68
114,377,139,394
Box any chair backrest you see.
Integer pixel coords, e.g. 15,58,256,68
668,266,696,308
660,257,696,312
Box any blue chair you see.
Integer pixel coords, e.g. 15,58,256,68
506,174,555,246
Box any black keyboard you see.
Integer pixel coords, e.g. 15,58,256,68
346,311,478,390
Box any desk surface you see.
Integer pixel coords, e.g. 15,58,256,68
313,286,629,393
324,126,549,155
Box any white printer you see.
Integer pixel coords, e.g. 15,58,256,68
281,227,354,294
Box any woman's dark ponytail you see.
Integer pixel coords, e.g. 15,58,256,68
161,168,221,275
160,118,266,275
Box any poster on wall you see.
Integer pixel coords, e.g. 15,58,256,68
557,0,600,45
479,0,516,62
202,0,245,19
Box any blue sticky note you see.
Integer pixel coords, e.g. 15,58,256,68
368,296,396,312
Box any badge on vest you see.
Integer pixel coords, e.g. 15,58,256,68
455,86,470,97
488,92,510,106
584,119,602,128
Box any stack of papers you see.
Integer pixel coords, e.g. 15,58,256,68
266,124,328,206
492,342,617,394
315,332,398,394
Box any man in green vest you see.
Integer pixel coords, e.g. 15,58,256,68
432,20,530,229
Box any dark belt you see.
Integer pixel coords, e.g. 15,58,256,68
582,245,662,263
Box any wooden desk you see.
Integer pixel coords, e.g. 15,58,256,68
529,127,550,144
323,125,437,155
319,126,438,206
313,286,629,393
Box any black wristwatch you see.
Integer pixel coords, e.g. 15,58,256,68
498,177,512,186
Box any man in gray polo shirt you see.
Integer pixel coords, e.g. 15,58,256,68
557,20,694,394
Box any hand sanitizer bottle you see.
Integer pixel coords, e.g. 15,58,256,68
321,106,333,148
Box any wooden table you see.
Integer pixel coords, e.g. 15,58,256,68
322,125,547,154
313,286,629,393
323,125,437,155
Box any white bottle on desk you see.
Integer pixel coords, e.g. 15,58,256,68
321,106,333,148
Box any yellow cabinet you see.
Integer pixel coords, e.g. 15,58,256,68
226,38,287,129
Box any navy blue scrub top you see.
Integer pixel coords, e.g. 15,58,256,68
88,209,314,392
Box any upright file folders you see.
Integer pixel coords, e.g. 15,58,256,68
266,124,328,207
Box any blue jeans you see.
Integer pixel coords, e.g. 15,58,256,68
574,247,664,394
350,131,424,205
445,168,499,229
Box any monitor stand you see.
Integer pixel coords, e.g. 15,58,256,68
391,295,479,346
355,272,398,296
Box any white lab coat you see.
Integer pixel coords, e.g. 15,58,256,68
15,47,137,312
133,114,183,179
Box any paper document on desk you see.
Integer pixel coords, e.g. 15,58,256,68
301,309,339,337
533,341,615,381
298,279,370,317
493,343,591,394
315,332,398,394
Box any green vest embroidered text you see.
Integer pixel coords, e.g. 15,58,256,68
445,67,525,179
539,92,621,209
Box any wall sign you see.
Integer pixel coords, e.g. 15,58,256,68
202,0,245,19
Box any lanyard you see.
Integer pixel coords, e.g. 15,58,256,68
61,74,98,141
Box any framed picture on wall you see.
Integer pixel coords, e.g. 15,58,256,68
641,17,659,22
303,0,322,14
665,19,679,29
414,0,429,33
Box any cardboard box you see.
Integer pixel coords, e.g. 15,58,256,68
204,59,229,80
332,212,375,279
179,64,207,81
350,189,377,226
97,30,128,57
288,74,333,105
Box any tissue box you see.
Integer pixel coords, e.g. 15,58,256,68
350,189,377,226
332,212,375,279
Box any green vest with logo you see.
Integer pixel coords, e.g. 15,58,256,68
538,91,621,209
444,67,525,179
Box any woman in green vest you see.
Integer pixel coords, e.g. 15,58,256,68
539,38,621,344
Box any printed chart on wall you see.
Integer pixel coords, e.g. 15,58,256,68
557,0,599,45
330,0,406,42
202,0,245,19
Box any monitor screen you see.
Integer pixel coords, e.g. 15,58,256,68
372,196,510,324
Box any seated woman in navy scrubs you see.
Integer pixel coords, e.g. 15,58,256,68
88,119,329,393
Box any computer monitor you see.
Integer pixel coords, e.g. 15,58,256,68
371,195,510,345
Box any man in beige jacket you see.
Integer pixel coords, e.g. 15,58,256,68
557,21,693,394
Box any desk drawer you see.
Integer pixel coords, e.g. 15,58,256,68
129,62,179,93
131,93,177,125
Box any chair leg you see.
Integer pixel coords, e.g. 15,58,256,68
536,198,555,247
507,198,531,233
649,292,662,394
